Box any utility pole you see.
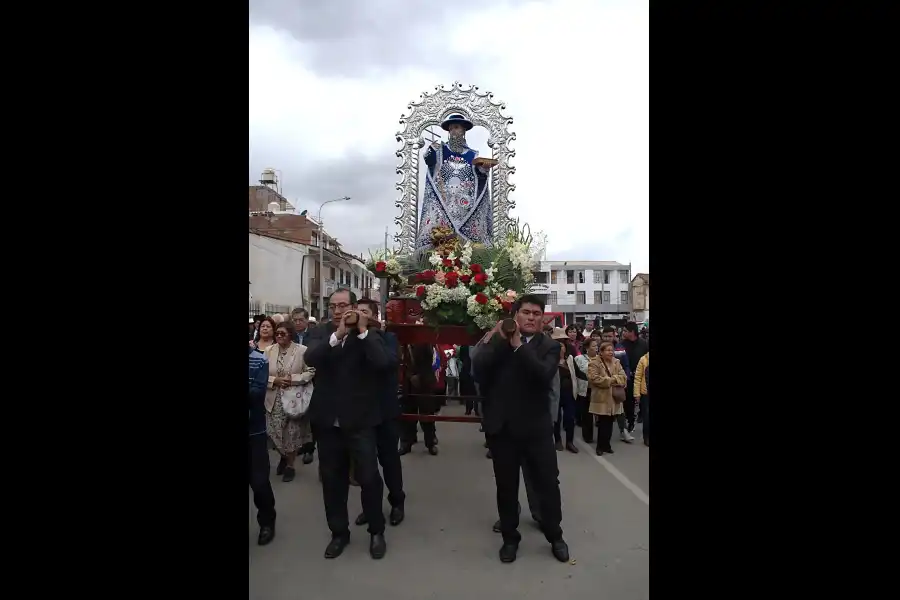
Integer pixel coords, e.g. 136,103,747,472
317,197,352,318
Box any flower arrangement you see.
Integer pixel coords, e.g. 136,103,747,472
411,221,540,331
365,248,403,287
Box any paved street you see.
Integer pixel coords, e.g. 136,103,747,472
250,404,649,600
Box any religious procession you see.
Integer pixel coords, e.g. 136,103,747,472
249,6,648,595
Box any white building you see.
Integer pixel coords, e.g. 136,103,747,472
248,228,377,320
530,260,633,326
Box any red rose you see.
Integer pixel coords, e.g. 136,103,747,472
416,285,426,297
416,270,436,282
470,264,483,274
375,261,386,272
445,272,459,288
475,292,488,305
442,258,453,268
501,300,512,312
454,258,462,267
460,274,471,284
474,273,488,285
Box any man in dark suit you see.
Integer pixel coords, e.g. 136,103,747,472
399,343,440,455
305,288,391,560
474,294,570,564
353,298,406,528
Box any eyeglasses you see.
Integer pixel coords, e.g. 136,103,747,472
275,331,289,337
328,303,351,310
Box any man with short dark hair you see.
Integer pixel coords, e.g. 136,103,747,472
305,288,391,560
353,298,406,529
291,308,311,346
621,322,648,433
474,294,570,564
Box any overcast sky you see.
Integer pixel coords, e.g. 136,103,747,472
249,0,648,274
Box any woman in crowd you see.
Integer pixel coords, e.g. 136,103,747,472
634,349,650,447
574,338,597,444
264,320,314,482
588,341,628,455
251,317,277,351
551,328,579,453
565,324,582,356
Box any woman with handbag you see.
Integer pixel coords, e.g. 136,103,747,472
587,341,628,456
264,320,315,482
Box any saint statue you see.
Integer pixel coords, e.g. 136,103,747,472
415,114,497,250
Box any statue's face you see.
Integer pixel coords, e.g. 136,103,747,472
447,123,465,138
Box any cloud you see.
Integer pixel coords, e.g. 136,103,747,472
249,0,547,78
249,0,649,273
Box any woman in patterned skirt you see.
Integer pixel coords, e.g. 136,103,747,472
264,320,314,482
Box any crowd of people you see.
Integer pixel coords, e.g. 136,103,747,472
248,292,649,564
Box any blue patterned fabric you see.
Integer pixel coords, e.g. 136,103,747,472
416,143,492,249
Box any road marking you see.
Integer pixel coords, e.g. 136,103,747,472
575,438,650,506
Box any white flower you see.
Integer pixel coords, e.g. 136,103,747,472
460,242,473,265
429,252,443,267
385,258,401,276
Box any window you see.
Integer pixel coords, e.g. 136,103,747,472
311,232,318,246
603,291,610,303
533,271,548,284
550,271,558,284
594,291,602,304
578,270,585,284
619,270,629,284
329,267,336,280
593,271,602,283
567,290,574,295
549,292,558,304
354,275,359,289
620,291,629,304
603,270,610,284
566,270,574,284
576,291,585,304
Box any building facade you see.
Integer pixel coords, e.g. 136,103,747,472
631,272,649,323
248,189,377,320
530,260,633,327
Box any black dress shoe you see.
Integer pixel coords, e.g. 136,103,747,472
565,442,579,453
282,466,295,482
370,533,387,559
499,542,518,563
428,445,439,456
486,449,492,459
257,526,275,546
398,443,412,456
324,535,350,559
355,512,368,526
492,519,501,533
302,452,314,465
551,540,570,562
275,456,286,476
389,506,405,526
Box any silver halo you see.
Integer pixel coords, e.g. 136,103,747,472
393,81,516,254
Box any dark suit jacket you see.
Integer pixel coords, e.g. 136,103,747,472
473,332,560,437
304,321,391,431
381,331,401,419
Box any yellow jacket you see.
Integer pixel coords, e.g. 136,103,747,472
633,352,649,399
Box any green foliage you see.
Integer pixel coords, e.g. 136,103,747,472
425,302,469,327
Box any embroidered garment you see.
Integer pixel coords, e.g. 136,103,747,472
416,142,492,250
